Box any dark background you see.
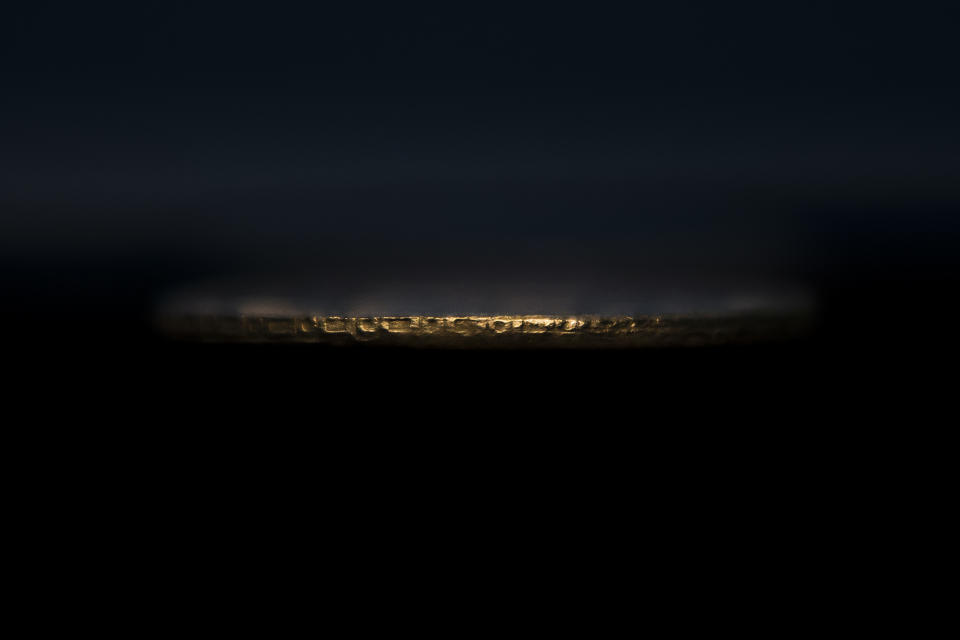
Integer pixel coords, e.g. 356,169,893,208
4,4,956,611
2,2,957,420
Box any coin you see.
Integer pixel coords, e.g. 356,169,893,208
156,274,814,348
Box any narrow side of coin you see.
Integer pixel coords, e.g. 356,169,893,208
157,312,812,347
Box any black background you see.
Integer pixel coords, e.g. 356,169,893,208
4,4,957,616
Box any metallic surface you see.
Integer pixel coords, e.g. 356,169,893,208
156,275,814,347
158,312,811,347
